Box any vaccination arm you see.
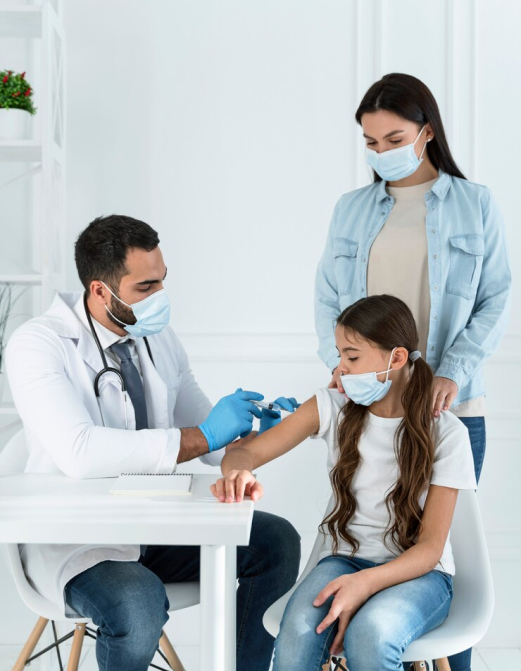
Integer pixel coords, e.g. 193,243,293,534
210,396,320,503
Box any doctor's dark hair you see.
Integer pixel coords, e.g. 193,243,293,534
355,72,466,182
75,215,160,294
321,294,435,557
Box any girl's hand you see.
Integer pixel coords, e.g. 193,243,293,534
328,367,344,393
210,470,264,503
432,376,458,417
313,572,373,656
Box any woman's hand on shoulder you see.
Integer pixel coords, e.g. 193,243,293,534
314,570,374,656
210,470,264,503
328,366,344,393
432,376,459,417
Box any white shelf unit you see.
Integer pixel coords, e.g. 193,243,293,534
0,1,66,416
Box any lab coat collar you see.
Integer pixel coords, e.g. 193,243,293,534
374,169,452,204
46,292,124,376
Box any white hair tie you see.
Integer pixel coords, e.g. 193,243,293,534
409,350,422,362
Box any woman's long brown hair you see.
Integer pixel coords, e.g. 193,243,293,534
322,294,435,556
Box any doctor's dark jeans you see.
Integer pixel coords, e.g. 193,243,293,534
64,510,301,671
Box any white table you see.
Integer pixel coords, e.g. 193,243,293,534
0,473,254,671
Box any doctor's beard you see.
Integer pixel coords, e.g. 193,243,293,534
105,290,137,330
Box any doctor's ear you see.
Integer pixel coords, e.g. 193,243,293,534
89,281,110,304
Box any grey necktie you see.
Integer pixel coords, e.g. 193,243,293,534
110,341,149,557
110,341,148,430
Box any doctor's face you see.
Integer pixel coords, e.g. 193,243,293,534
105,246,168,327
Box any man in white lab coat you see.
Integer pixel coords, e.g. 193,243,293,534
6,215,301,671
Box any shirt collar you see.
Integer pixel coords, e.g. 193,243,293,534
374,169,452,204
73,295,131,351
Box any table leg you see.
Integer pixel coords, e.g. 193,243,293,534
200,545,237,671
224,544,237,671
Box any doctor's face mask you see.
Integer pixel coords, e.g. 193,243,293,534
101,281,171,338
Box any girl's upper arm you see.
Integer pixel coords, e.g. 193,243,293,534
418,484,459,554
242,395,320,470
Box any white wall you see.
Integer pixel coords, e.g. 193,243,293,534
1,0,520,652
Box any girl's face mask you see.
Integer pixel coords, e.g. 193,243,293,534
339,348,396,406
366,125,431,182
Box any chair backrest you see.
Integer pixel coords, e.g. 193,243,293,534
0,429,88,621
0,428,28,475
444,489,494,636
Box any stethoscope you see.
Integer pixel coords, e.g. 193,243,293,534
83,293,155,428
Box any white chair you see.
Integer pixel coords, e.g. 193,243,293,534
0,429,200,671
263,490,494,669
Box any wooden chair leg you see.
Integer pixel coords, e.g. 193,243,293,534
11,616,49,671
66,623,86,671
435,659,451,671
159,631,186,671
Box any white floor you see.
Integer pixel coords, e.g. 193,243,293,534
1,641,521,670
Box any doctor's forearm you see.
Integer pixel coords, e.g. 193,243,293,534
177,428,211,463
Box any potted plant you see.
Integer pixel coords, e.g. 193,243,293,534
0,70,36,141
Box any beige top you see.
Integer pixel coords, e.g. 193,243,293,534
367,177,485,417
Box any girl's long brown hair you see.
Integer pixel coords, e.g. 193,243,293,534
322,295,435,556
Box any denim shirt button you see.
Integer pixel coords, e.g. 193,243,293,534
431,229,436,234
434,286,438,290
362,257,366,262
434,254,438,259
431,346,435,350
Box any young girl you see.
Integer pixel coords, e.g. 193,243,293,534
211,294,477,671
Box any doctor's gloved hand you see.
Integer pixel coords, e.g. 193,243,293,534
198,388,264,452
258,396,300,435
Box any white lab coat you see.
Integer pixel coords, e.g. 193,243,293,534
5,292,223,617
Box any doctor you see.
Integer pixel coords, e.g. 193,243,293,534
5,214,301,671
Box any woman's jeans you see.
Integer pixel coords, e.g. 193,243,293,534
64,510,301,671
448,415,486,671
272,555,453,671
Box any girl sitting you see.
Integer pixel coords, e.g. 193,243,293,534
211,294,477,671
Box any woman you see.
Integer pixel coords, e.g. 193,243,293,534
211,295,477,671
314,73,511,670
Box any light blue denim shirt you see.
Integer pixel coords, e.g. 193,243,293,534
314,170,512,407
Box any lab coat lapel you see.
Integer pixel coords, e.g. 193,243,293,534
135,338,169,429
76,321,136,429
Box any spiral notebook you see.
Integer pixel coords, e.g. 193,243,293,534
109,473,193,496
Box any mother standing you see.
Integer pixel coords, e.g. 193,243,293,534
314,73,511,671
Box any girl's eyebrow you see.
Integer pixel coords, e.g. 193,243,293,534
363,129,405,140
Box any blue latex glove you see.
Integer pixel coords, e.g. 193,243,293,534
258,396,300,435
199,388,264,451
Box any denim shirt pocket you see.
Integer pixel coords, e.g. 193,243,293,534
333,237,358,295
446,234,484,300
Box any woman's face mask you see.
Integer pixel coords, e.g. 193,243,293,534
101,281,171,338
366,125,431,182
339,347,397,406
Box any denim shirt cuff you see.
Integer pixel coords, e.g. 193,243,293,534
435,362,468,391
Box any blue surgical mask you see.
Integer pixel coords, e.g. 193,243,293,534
366,125,430,182
101,282,171,338
340,348,396,406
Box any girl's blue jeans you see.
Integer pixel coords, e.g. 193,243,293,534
272,555,453,671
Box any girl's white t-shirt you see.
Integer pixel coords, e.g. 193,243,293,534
312,388,477,575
